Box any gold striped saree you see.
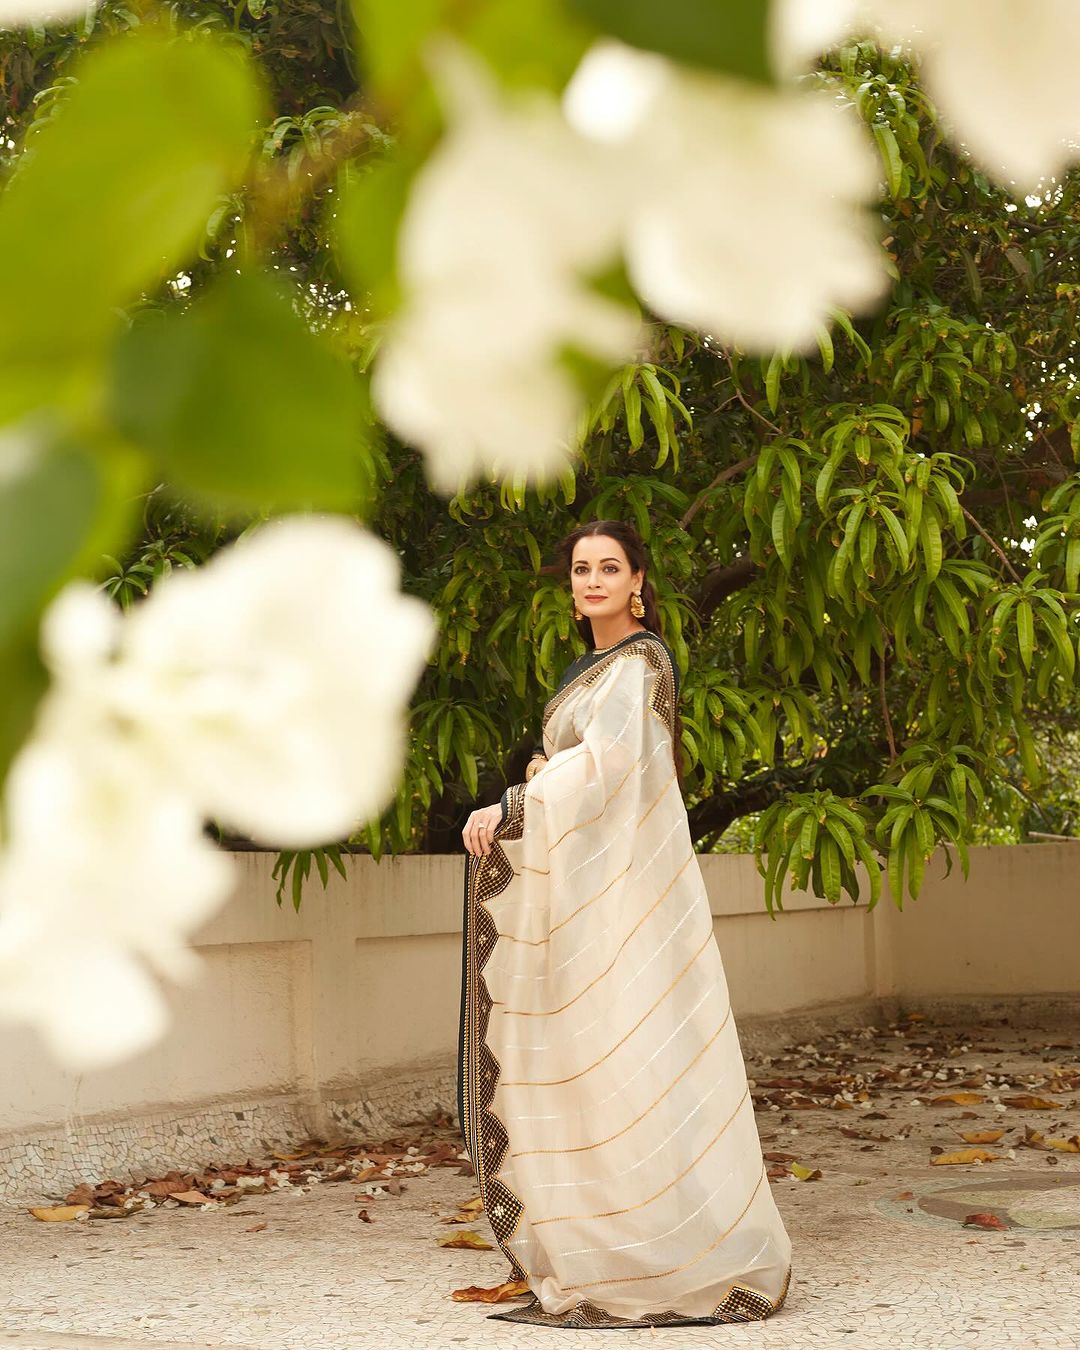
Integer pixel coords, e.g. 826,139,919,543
458,633,792,1327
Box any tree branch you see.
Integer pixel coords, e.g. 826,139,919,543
961,505,1025,584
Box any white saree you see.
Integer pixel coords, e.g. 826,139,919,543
458,632,792,1328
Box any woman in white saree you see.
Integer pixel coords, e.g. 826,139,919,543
458,521,792,1328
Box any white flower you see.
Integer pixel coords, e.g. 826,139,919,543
870,0,1080,189
774,0,1080,190
0,729,235,1069
371,48,641,495
110,515,436,847
0,0,93,26
768,0,858,77
0,514,434,1068
566,41,887,353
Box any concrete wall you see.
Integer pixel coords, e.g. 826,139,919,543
0,843,1076,1199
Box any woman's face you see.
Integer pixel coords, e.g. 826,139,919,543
570,536,644,621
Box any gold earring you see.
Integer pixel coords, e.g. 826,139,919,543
630,591,645,618
573,601,583,620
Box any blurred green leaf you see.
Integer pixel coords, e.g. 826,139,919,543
111,271,371,513
567,0,772,83
0,28,263,399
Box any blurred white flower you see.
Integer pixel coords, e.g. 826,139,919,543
113,515,435,846
773,0,1080,190
768,0,857,77
0,514,435,1068
869,0,1080,190
371,49,641,495
566,41,887,353
0,0,93,26
0,728,234,1069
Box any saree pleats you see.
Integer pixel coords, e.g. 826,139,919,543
458,636,792,1327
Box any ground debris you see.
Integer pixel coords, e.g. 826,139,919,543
32,1112,471,1225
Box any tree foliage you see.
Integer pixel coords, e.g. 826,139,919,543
1,5,1078,912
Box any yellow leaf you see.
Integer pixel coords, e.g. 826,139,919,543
28,1204,90,1222
957,1129,1005,1144
930,1092,985,1105
1024,1127,1080,1153
1002,1094,1062,1110
437,1229,494,1250
788,1162,822,1181
451,1280,530,1303
931,1149,1002,1166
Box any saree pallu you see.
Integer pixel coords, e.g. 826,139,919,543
458,635,792,1328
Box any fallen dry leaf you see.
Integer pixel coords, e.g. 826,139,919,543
895,1190,914,1200
357,1209,373,1223
438,1229,494,1250
1001,1095,1062,1111
963,1212,1008,1230
168,1190,211,1206
931,1149,1002,1166
788,1162,822,1181
28,1205,89,1222
930,1092,985,1106
956,1130,1006,1145
451,1280,530,1303
245,1221,268,1233
1022,1126,1080,1153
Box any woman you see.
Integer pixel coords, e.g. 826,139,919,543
458,520,792,1328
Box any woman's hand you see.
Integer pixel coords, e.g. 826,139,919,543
462,802,504,857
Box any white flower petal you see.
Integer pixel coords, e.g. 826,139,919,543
0,930,169,1071
769,0,860,76
0,0,93,27
593,61,887,351
371,48,640,492
39,580,119,680
873,0,1080,188
118,515,436,845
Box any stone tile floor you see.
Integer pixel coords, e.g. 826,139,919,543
0,1011,1077,1350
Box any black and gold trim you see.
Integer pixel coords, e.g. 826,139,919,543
541,634,678,743
457,780,530,1279
488,1266,792,1328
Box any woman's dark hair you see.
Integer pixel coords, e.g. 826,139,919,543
543,519,684,783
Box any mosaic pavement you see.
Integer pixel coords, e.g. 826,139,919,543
0,1014,1076,1350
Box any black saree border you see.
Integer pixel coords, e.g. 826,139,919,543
457,779,530,1280
487,1264,792,1327
541,635,678,746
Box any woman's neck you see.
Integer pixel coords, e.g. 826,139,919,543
590,620,648,652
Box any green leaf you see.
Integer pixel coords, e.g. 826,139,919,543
765,353,783,414
872,121,903,197
1015,599,1034,671
111,271,370,513
771,499,792,570
0,29,263,393
0,435,100,648
918,512,942,583
567,0,772,82
333,154,414,321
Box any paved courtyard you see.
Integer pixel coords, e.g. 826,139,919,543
0,1010,1077,1350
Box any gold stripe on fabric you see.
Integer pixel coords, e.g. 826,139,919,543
560,1163,768,1291
496,775,680,947
546,756,638,852
638,769,676,826
510,1003,732,1158
501,853,694,1017
532,1085,750,1225
499,927,714,1087
493,857,634,952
